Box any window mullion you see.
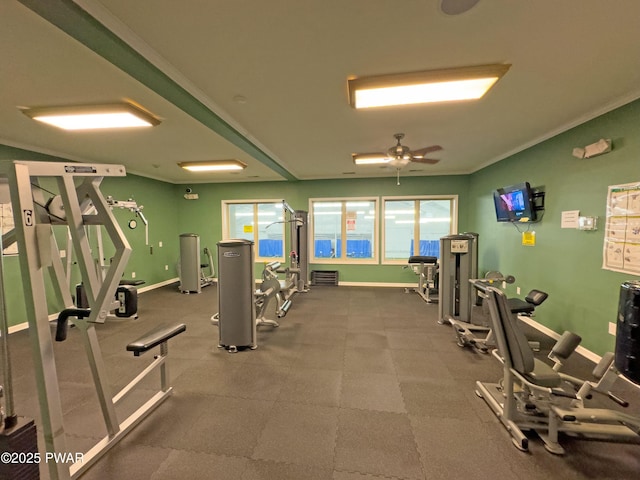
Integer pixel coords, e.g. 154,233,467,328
253,205,259,246
413,200,420,256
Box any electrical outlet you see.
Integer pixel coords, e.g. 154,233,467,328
516,287,521,295
165,265,168,270
608,322,617,336
502,281,506,289
132,272,136,279
159,241,163,247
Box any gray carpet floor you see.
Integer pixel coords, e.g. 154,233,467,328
3,284,640,479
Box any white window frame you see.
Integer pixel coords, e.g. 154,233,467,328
309,196,379,265
221,199,286,262
381,195,458,265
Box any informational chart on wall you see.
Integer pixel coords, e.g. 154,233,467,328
603,182,640,274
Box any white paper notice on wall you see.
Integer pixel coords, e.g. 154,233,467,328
561,210,580,229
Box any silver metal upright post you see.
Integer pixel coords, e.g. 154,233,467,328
0,226,16,430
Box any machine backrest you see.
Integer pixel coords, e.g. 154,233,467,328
525,289,548,307
485,286,535,375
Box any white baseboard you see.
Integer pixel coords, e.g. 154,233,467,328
7,277,182,334
518,315,601,364
138,277,180,293
519,315,640,390
338,281,415,288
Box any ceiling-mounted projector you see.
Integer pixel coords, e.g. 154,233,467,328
572,138,612,159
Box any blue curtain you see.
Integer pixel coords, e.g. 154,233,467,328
314,240,334,258
258,239,283,257
409,239,440,258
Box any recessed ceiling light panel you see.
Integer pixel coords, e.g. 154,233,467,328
348,64,511,109
352,153,390,165
22,102,160,130
178,160,247,172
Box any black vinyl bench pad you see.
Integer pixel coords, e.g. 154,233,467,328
126,323,186,356
119,279,146,286
408,256,438,264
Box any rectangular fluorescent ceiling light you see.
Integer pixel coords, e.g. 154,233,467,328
178,160,247,172
22,102,160,130
348,64,511,109
352,153,390,165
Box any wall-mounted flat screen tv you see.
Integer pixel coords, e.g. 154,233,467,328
493,182,537,222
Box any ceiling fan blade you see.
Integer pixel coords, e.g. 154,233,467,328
411,145,443,157
411,158,440,165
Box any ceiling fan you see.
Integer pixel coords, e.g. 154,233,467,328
353,133,443,185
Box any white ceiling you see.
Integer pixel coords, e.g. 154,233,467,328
2,0,640,184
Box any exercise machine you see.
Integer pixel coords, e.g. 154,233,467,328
264,201,309,299
68,195,149,318
0,160,186,479
438,233,479,325
214,239,256,352
404,255,438,303
449,274,547,352
179,233,214,293
212,260,288,334
475,286,640,454
256,261,294,322
283,201,309,294
438,233,546,352
0,219,39,480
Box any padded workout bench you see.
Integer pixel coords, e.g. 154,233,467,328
95,323,185,476
126,323,187,356
404,256,438,303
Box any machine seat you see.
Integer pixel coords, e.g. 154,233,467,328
508,298,535,314
522,358,562,388
408,255,438,265
508,289,548,314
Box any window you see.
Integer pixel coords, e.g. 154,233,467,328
383,196,457,263
223,200,285,261
310,198,378,263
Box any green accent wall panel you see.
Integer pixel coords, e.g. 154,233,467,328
469,99,640,355
174,175,470,281
102,174,180,286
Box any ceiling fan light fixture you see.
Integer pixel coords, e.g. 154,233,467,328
348,64,511,109
178,160,247,172
22,102,160,130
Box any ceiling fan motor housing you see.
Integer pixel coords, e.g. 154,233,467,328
388,144,411,159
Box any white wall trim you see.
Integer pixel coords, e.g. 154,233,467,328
338,281,415,288
519,315,640,390
7,277,181,334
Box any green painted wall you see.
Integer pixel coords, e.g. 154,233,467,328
468,99,640,355
173,175,470,282
101,174,180,285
